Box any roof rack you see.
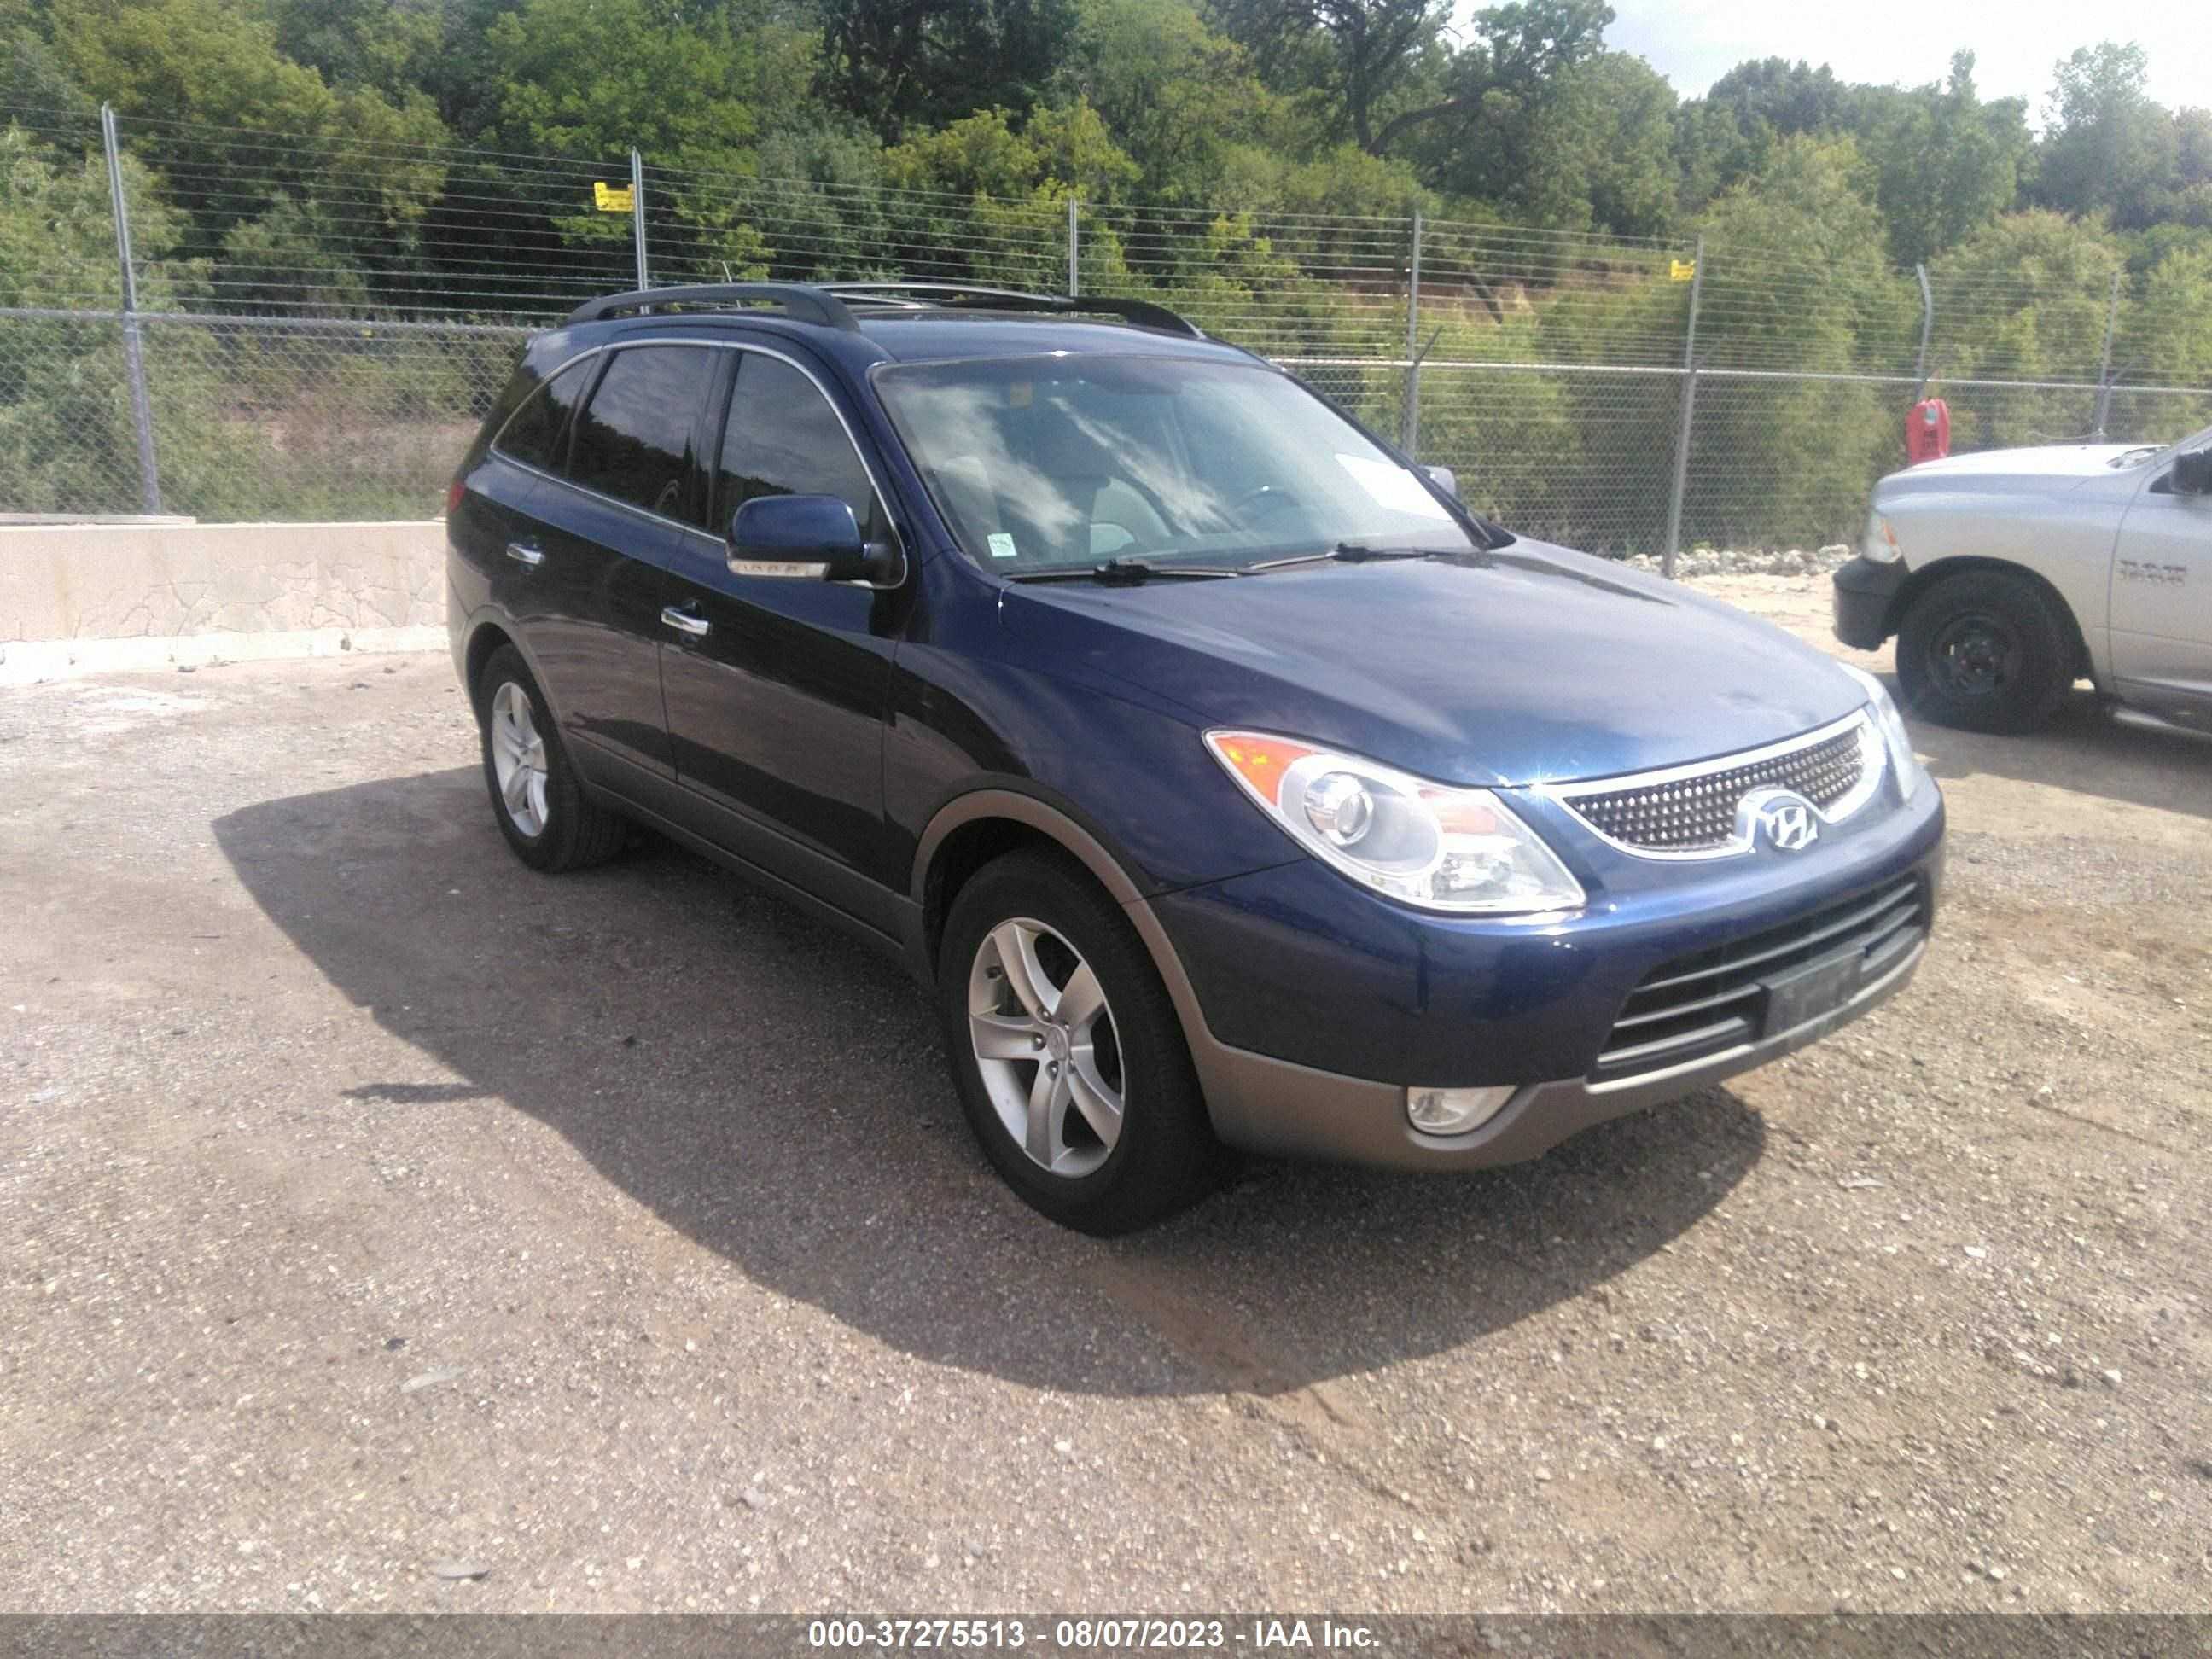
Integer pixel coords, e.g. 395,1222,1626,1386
561,280,1205,341
564,282,861,331
818,282,1205,339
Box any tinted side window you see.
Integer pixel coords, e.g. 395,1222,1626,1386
566,345,716,523
493,358,592,471
715,354,892,543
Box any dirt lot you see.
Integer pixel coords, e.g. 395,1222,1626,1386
3,571,2208,1614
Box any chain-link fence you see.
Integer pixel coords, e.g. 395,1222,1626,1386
5,104,2210,549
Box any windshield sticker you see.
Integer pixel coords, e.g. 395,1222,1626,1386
1334,453,1452,520
987,532,1019,559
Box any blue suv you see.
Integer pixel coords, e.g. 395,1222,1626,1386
447,282,1945,1233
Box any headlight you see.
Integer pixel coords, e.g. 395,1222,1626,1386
1204,731,1586,914
1859,505,1902,565
1839,663,1926,800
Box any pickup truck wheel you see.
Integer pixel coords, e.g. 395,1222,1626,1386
474,645,626,872
1895,570,2073,734
938,850,1215,1235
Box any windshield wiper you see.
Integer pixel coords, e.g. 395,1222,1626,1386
1005,556,1238,585
1243,542,1459,573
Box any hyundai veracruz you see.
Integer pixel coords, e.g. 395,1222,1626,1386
446,282,1945,1233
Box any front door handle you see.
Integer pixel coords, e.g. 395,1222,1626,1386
660,604,711,638
505,540,544,568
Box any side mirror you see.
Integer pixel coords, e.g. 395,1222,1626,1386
2172,449,2212,496
729,494,900,584
1424,463,1459,499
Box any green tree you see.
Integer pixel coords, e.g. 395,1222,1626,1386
217,193,372,312
2,0,93,114
478,0,781,286
1685,138,1911,544
482,0,760,168
269,0,444,104
44,0,449,284
1072,0,1277,201
1374,0,1613,187
1471,47,1674,235
2036,42,2178,230
2167,106,2212,227
1205,0,1451,154
1702,57,1848,139
1927,210,2125,445
2116,246,2212,392
1860,52,2031,266
818,0,1081,144
0,123,200,511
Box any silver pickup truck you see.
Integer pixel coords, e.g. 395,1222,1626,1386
1833,423,2212,733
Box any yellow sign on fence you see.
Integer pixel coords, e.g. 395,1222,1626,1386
593,181,634,213
1669,259,1697,282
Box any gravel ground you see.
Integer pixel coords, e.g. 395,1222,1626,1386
3,579,2209,1615
1623,546,1859,581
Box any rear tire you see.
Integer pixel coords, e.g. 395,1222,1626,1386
1895,569,2074,734
474,644,626,872
937,850,1215,1234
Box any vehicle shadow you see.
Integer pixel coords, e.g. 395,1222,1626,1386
1871,674,2212,822
213,766,1764,1399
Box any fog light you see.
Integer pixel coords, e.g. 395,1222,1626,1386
1406,1085,1516,1136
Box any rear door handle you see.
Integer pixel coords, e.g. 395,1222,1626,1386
505,540,544,568
660,604,711,638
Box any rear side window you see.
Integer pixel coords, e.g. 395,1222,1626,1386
565,345,718,524
492,358,592,471
715,354,892,543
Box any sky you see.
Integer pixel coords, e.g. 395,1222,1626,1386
1600,0,2208,125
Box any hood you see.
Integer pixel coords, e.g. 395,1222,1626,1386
1878,442,2146,498
1008,543,1867,788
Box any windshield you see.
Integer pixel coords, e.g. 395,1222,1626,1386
873,354,1479,573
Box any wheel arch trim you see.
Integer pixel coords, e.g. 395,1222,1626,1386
910,789,1248,1133
459,604,575,731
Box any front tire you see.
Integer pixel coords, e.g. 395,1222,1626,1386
474,644,626,872
1895,569,2074,734
937,850,1215,1234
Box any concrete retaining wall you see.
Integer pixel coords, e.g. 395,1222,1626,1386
1,521,445,683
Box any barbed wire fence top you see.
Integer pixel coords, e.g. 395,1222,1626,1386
3,102,2208,545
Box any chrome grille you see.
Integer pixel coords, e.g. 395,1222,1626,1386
1591,876,1927,1083
1563,721,1870,853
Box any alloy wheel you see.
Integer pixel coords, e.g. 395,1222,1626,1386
488,680,550,837
966,917,1125,1178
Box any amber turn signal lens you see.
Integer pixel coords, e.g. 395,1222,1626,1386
1207,732,1316,808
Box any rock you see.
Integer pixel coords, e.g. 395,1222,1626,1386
740,1487,770,1511
2101,1369,2122,1388
429,1560,488,1580
400,1366,464,1394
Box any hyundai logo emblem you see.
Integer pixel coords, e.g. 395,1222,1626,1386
1740,788,1820,853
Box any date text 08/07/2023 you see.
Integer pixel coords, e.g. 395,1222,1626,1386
805,1617,1382,1650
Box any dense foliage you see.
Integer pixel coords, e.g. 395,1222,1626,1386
3,0,2210,534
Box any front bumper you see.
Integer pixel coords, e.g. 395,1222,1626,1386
1832,554,1907,650
1182,929,1924,1170
1148,776,1944,1170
